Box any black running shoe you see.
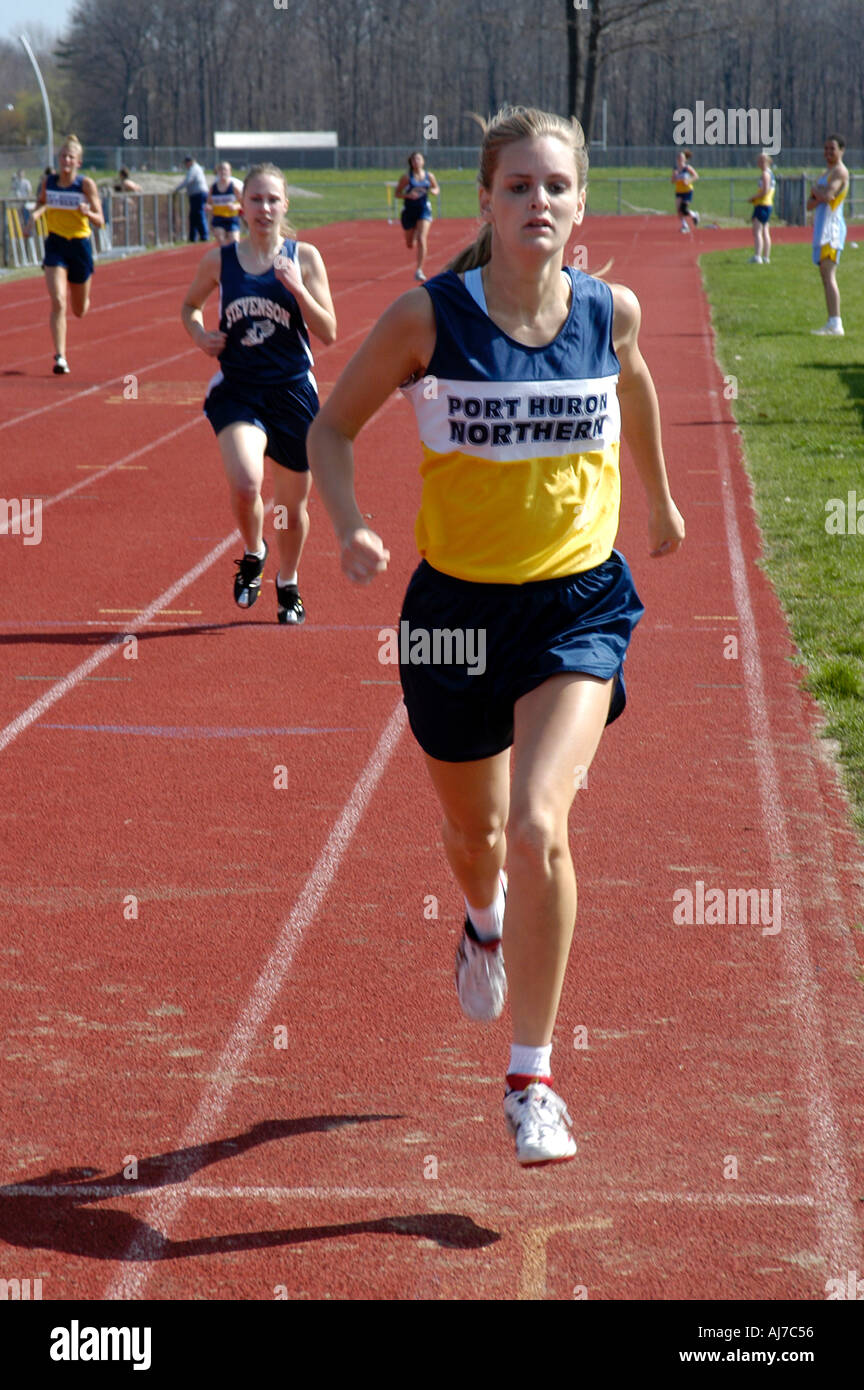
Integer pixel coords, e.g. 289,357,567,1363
233,540,268,609
276,577,305,626
53,354,70,374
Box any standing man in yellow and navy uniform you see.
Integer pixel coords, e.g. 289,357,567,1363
31,134,104,375
808,134,849,335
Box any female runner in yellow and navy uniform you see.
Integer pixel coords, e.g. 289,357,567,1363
182,163,336,623
206,161,244,245
309,107,684,1166
31,134,104,374
671,150,699,233
748,153,775,263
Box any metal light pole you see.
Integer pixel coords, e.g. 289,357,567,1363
19,33,53,168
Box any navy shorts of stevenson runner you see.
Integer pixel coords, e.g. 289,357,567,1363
399,551,644,763
203,238,319,471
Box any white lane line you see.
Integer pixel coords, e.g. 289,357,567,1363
704,302,862,1276
0,347,196,432
1,315,178,373
0,416,205,529
0,283,190,340
3,1182,815,1207
105,698,407,1299
0,513,270,755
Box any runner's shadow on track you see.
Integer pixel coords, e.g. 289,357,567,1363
0,1117,499,1259
0,622,280,648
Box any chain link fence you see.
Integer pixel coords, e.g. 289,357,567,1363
2,175,860,268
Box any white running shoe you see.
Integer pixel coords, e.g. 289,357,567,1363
414,269,427,282
504,1082,577,1165
811,321,845,335
748,255,763,263
455,876,507,1022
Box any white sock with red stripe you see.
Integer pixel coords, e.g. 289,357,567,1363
507,1043,552,1092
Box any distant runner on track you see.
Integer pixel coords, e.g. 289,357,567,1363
671,149,699,233
309,106,685,1166
181,163,337,624
395,151,440,282
206,161,244,245
30,133,104,376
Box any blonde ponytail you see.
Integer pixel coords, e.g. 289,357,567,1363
448,223,492,273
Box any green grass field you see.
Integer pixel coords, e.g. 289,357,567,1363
700,243,864,829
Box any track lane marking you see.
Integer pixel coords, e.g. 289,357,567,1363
702,285,862,1278
0,348,196,432
0,512,271,754
105,697,407,1299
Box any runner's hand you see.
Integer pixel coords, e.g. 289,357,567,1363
274,253,303,294
341,527,390,583
648,498,685,557
197,329,226,357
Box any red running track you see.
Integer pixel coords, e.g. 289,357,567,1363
0,218,863,1301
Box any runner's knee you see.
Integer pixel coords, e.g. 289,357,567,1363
442,816,504,863
507,806,569,874
232,477,261,506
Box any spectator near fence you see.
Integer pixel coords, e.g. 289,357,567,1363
174,155,209,242
10,170,33,199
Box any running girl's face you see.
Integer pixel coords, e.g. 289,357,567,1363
480,135,585,256
242,174,288,234
217,162,232,181
824,140,841,165
59,145,81,178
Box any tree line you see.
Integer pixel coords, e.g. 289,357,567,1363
1,0,861,158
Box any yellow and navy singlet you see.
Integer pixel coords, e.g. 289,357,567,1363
674,165,695,195
401,266,622,584
812,170,848,264
212,239,316,390
210,178,241,223
43,173,91,239
753,168,776,207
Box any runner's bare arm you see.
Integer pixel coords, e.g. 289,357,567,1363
612,283,685,558
181,246,225,355
286,242,337,344
80,177,104,229
307,289,436,581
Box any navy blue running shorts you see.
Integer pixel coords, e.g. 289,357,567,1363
204,376,318,472
752,205,772,224
398,550,645,763
401,202,432,230
42,232,94,284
